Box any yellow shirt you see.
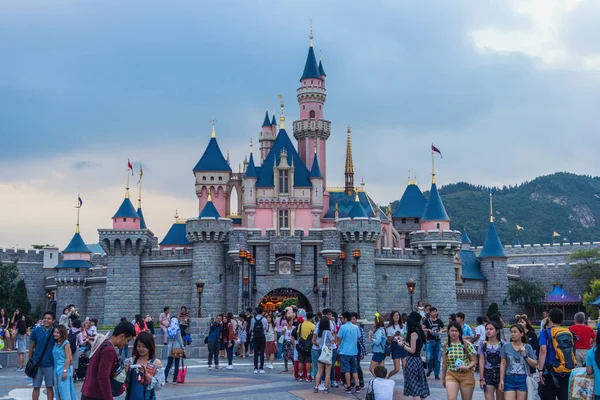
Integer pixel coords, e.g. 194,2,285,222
299,321,315,340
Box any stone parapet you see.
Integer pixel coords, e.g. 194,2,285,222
336,218,381,244
99,229,155,256
186,218,232,243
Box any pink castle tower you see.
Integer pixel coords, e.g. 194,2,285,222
112,162,141,229
258,107,275,163
293,27,331,188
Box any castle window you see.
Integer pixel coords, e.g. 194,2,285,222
311,80,313,84
123,218,126,222
218,176,222,181
278,209,289,229
279,170,289,194
75,268,80,273
319,105,321,110
50,253,52,259
303,105,305,110
210,176,214,181
401,218,406,224
202,176,206,180
415,218,419,224
436,223,440,229
309,110,315,119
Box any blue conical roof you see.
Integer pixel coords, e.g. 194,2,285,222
271,115,277,125
479,222,507,258
244,153,258,179
421,183,450,221
113,198,140,219
200,198,220,219
137,207,147,229
262,110,271,127
348,196,367,219
461,231,471,244
300,46,321,81
309,152,322,178
393,184,427,218
256,129,311,188
318,60,326,77
63,232,91,253
159,222,191,246
193,137,232,172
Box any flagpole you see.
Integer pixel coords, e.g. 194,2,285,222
431,143,435,184
137,166,143,209
76,194,81,234
126,164,130,199
489,191,493,223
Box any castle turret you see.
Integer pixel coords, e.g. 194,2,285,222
461,230,472,250
193,122,232,218
259,108,275,163
336,197,380,319
293,28,331,186
243,151,258,227
309,148,324,227
159,211,192,252
187,197,232,316
393,177,427,249
478,192,509,315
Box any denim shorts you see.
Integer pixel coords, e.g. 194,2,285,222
391,341,408,359
503,374,527,392
371,352,386,363
339,354,358,373
33,366,54,389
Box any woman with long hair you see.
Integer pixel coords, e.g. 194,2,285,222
163,317,184,385
0,309,11,351
221,314,237,370
134,314,148,337
499,325,537,400
400,311,430,399
386,310,407,379
370,313,387,376
585,332,600,399
178,306,189,337
265,314,277,370
478,322,504,400
442,322,478,400
281,316,294,372
514,314,537,373
125,331,164,400
313,316,334,393
236,313,247,358
52,325,77,399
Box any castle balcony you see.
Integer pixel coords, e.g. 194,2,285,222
292,118,331,140
296,85,326,98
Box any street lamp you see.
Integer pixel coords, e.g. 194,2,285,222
340,251,346,311
196,279,205,317
353,249,361,318
239,249,248,309
406,278,416,311
322,276,329,307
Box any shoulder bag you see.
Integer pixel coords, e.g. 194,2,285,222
365,379,375,400
25,329,52,378
317,332,333,365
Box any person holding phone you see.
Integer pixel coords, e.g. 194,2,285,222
125,331,164,400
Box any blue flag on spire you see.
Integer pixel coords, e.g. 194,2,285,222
78,196,83,208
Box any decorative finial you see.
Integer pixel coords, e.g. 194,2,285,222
408,169,417,185
226,149,230,165
265,101,268,111
208,193,213,202
335,202,339,212
278,94,285,129
489,190,494,223
137,165,143,208
320,49,322,61
75,194,82,234
250,138,253,153
361,176,365,188
174,209,179,220
376,203,380,217
309,18,313,47
210,118,216,138
355,193,360,202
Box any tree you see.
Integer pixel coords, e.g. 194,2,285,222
487,303,499,320
505,279,546,311
0,263,19,312
569,248,600,284
12,279,32,323
583,278,600,319
280,298,299,309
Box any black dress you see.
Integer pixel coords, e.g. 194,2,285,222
403,331,430,398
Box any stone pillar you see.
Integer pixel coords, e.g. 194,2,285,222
410,230,462,319
187,217,232,317
480,256,509,316
336,218,381,321
99,229,154,325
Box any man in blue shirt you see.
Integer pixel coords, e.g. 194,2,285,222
336,311,360,395
538,308,570,400
29,311,56,400
456,312,473,341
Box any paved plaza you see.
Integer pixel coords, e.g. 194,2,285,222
0,358,484,400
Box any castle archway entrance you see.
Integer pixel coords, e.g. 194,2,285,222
259,288,313,313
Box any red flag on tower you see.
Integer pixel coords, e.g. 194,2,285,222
127,159,134,175
431,144,442,158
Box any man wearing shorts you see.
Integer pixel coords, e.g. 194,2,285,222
336,312,360,395
29,311,56,400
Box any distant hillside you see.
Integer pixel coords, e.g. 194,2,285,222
389,173,600,246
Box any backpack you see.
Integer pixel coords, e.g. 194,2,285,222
544,327,576,374
67,330,78,355
253,316,265,340
100,341,127,397
297,323,313,355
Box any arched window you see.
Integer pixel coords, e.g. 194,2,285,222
210,176,214,181
309,110,315,119
436,223,440,229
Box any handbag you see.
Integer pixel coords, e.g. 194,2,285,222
25,329,52,378
176,358,187,383
318,346,332,364
526,374,541,400
171,348,185,359
278,334,285,344
365,380,375,400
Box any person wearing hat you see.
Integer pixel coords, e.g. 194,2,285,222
399,312,430,398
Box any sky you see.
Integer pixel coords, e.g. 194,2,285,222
1,0,599,249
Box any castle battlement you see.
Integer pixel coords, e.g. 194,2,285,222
1,248,42,255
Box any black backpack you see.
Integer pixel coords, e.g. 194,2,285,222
253,316,265,340
297,323,314,355
67,330,78,355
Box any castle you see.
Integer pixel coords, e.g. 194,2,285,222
1,34,594,325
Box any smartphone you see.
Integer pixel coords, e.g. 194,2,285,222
130,364,142,369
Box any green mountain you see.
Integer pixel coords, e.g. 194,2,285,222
389,172,600,247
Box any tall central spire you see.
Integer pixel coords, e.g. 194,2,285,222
344,125,354,196
278,94,285,129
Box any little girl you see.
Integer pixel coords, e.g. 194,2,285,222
478,321,503,400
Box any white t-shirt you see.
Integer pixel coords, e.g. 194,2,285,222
329,320,337,349
386,324,406,339
265,324,275,342
283,325,293,341
368,378,395,400
475,324,486,346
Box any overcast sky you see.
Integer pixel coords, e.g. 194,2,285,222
1,0,599,249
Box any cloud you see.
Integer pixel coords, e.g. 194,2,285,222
71,161,95,170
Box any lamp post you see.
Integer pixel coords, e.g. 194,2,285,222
353,249,361,319
322,275,329,307
406,278,416,311
250,256,256,307
340,251,346,312
239,249,247,309
326,259,333,308
196,279,205,317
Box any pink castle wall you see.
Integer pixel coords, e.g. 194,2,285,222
294,209,313,234
198,186,208,215
420,220,450,232
254,208,273,234
113,217,141,229
212,186,226,217
64,253,91,261
321,220,335,228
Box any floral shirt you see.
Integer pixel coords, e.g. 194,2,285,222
445,342,476,372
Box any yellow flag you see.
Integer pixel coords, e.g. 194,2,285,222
552,231,561,237
516,225,524,231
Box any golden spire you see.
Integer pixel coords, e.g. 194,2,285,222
335,202,339,212
208,193,213,202
250,137,253,153
309,18,313,47
344,125,354,173
210,118,216,138
75,194,81,234
361,176,365,189
489,191,494,223
278,94,285,129
355,193,360,202
137,165,143,209
408,169,417,185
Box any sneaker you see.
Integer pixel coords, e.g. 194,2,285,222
207,366,212,370
254,369,258,374
267,363,274,369
435,376,440,380
314,387,319,393
171,381,177,385
259,369,265,374
345,387,352,394
427,370,432,378
331,382,339,388
215,365,219,370
324,388,330,393
355,388,361,394
226,365,233,370
318,383,325,390
17,368,23,372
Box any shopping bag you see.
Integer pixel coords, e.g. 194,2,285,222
568,367,594,400
176,359,187,383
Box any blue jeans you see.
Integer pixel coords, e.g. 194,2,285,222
426,340,442,377
277,332,283,359
311,348,320,378
330,348,338,382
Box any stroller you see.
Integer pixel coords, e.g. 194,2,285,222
75,345,91,381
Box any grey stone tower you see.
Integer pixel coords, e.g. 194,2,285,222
187,197,232,317
478,221,509,316
336,196,380,320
